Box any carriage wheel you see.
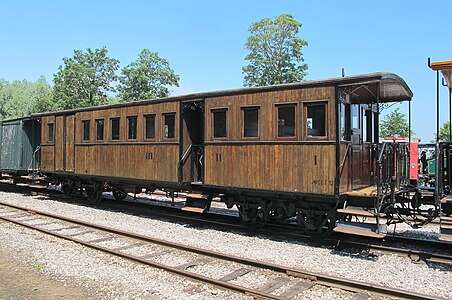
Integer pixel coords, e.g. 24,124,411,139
61,182,75,195
112,189,127,201
86,183,102,204
238,205,269,229
297,210,337,237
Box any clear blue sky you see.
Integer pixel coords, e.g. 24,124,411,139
0,0,451,142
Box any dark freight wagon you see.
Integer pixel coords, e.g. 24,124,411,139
0,117,40,174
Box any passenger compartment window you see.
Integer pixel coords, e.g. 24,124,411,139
82,120,90,141
110,118,120,140
144,114,155,140
212,109,227,139
127,116,138,140
47,123,54,143
242,107,259,138
306,103,326,137
163,113,175,139
277,105,296,138
96,119,104,141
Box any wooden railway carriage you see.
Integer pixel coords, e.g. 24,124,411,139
32,72,413,235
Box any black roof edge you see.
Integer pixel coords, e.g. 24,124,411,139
3,72,411,120
0,115,35,123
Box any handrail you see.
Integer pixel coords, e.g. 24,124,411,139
377,142,388,163
179,144,192,166
339,143,351,171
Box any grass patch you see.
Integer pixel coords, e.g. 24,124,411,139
31,259,44,270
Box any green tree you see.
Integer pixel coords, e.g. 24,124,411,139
0,78,8,119
380,108,415,138
0,76,52,119
52,47,119,110
242,14,308,87
33,75,54,113
436,122,452,142
118,49,180,101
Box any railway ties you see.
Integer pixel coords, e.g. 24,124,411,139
0,201,446,300
0,204,318,299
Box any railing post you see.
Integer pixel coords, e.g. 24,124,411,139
375,82,381,232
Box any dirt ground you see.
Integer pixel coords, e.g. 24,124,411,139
0,249,95,300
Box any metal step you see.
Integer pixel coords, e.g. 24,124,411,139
337,208,385,218
439,217,452,242
181,207,206,213
29,184,48,189
441,196,452,204
182,193,212,213
334,221,387,238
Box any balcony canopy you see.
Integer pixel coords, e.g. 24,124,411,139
430,60,452,89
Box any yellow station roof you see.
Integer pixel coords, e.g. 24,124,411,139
430,60,452,89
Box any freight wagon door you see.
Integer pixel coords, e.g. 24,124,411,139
179,100,204,184
54,115,75,172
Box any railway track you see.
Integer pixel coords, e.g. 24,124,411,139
106,193,452,265
0,200,445,300
1,181,451,267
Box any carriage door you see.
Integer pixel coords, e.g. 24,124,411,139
54,114,75,172
351,104,372,189
351,104,364,189
179,100,204,184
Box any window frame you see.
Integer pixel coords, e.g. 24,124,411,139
303,100,328,140
241,105,260,139
162,112,176,140
110,117,120,141
82,119,91,142
47,123,55,143
127,115,138,141
95,118,104,142
211,108,228,140
275,103,298,141
143,114,156,141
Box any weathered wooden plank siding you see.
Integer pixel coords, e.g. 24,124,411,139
204,86,337,195
205,144,335,194
72,101,179,183
40,116,55,172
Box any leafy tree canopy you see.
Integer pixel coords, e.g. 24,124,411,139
380,108,415,138
52,47,119,110
242,14,308,87
435,122,452,142
118,49,180,101
0,76,52,120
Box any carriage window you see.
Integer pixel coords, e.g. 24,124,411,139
111,118,120,140
306,104,326,137
47,123,54,143
352,104,360,132
213,110,227,138
82,120,90,141
277,105,296,137
128,116,137,140
163,113,175,139
340,103,347,140
243,107,259,138
96,119,104,141
144,114,155,140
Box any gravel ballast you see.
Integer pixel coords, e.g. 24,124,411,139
0,190,451,299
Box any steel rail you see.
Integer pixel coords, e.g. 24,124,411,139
0,201,444,300
0,203,282,300
0,182,450,260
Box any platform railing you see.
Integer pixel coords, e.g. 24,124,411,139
375,141,410,228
